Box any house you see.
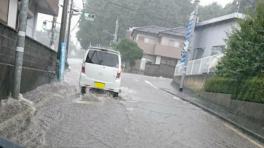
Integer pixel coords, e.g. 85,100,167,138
0,0,59,99
129,26,185,78
174,13,245,90
0,0,58,38
191,13,244,60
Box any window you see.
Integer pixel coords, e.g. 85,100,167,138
144,37,155,44
211,46,225,56
144,38,150,43
86,49,119,68
192,48,204,60
0,0,9,23
163,38,180,48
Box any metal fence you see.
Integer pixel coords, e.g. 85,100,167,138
174,54,224,76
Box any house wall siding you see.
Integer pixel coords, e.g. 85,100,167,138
191,20,237,58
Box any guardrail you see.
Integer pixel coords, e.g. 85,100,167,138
174,54,224,76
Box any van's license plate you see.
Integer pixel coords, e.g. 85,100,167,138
95,82,105,89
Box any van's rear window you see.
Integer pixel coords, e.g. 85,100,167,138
86,49,119,68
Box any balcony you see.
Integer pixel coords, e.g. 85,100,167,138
174,54,224,76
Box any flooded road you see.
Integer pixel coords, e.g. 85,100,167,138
32,59,261,148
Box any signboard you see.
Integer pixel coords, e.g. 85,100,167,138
179,10,197,65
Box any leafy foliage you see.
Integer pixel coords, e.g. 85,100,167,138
204,77,237,94
235,76,264,103
204,76,264,103
114,39,143,66
216,0,264,79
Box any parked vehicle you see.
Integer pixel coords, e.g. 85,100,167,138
79,47,122,97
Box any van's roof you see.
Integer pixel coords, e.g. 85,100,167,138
89,47,120,55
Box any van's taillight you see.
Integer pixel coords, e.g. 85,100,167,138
81,66,85,73
116,70,121,79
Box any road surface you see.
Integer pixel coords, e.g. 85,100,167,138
35,59,262,148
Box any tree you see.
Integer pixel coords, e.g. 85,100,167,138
199,2,226,21
115,39,143,67
216,0,264,80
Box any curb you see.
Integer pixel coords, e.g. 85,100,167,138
161,88,264,144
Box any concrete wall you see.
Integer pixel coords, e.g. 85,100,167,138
145,63,175,78
0,23,56,99
199,92,264,123
191,20,237,58
173,74,264,122
174,74,211,91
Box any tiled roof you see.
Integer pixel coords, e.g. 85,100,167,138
132,25,184,37
159,27,185,37
196,13,245,27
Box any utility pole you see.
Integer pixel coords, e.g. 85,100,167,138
13,0,29,99
237,0,241,13
57,0,70,81
50,16,57,48
65,0,74,69
113,17,119,43
179,0,200,92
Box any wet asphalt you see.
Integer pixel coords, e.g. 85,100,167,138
39,59,262,148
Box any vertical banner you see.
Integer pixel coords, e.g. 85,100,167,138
179,1,199,91
59,42,66,81
180,11,197,66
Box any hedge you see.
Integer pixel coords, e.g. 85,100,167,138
204,76,264,104
235,77,264,103
204,77,237,94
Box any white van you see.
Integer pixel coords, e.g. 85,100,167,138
79,47,122,97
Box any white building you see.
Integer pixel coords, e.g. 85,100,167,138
0,0,59,38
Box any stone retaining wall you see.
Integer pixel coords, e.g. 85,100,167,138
0,23,56,99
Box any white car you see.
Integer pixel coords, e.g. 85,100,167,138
79,47,122,97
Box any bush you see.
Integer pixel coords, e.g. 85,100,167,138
204,77,237,94
235,76,264,103
204,76,264,103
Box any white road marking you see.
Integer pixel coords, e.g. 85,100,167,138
126,107,134,111
144,80,159,90
224,123,264,148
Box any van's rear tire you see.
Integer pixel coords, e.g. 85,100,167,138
81,87,86,95
112,92,119,98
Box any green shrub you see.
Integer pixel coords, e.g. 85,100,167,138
204,76,264,104
204,77,237,94
235,76,264,103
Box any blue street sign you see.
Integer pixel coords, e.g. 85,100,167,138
179,9,197,64
59,42,66,81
